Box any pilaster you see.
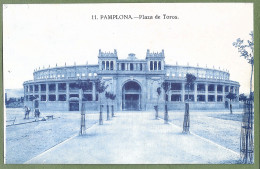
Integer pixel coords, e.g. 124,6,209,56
194,83,197,102
182,82,185,102
46,83,49,101
215,84,217,102
205,83,208,102
55,83,58,101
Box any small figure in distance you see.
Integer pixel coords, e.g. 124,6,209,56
24,106,30,119
34,108,40,121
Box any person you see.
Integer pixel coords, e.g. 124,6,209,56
24,106,28,119
34,108,40,121
34,108,41,117
24,106,30,119
27,107,31,119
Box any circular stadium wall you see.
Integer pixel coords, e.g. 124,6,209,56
23,50,240,111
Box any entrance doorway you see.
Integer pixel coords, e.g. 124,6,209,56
225,101,229,109
122,81,141,111
69,101,79,111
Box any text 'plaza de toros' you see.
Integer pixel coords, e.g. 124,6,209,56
23,49,240,111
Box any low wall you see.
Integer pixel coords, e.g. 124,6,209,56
24,101,240,112
145,102,240,111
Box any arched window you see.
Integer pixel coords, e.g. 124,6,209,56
158,61,161,70
106,61,109,70
154,61,157,70
130,63,134,71
110,61,114,70
150,61,153,70
102,61,105,70
121,63,125,71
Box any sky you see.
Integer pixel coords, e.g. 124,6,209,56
3,3,253,94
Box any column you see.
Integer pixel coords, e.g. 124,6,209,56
99,61,101,70
46,83,49,101
150,81,153,100
169,83,172,102
162,61,164,70
33,85,35,96
182,82,185,102
92,82,96,101
157,61,159,71
236,86,239,101
105,60,107,70
66,83,69,102
39,84,41,101
194,83,197,102
215,84,217,102
55,83,58,101
205,83,208,102
222,85,225,102
228,86,231,93
79,89,82,111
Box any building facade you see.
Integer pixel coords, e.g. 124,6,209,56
23,49,240,111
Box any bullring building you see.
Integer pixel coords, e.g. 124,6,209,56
23,49,240,111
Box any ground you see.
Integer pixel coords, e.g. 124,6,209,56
5,108,99,163
5,108,246,164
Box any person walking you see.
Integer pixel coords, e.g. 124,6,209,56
34,108,40,121
24,106,30,119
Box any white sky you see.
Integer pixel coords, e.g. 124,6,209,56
3,3,253,94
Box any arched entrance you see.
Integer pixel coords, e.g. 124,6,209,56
122,81,141,111
69,97,79,111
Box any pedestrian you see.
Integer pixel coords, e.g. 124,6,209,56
24,106,30,119
24,106,28,119
34,108,40,121
27,107,31,119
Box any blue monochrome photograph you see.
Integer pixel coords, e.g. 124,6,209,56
3,3,254,164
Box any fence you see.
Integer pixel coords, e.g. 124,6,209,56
240,100,254,163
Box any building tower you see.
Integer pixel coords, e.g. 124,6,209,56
145,49,165,71
98,49,118,71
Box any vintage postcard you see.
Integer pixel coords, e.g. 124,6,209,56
3,3,254,164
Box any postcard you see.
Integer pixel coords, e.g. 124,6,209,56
3,3,254,164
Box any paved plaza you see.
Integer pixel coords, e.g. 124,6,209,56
25,112,240,164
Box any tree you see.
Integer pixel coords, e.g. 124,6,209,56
233,32,254,164
239,93,248,102
226,92,237,114
161,81,170,123
233,31,254,100
77,79,92,135
183,73,196,134
105,91,111,120
185,73,196,102
110,93,116,117
154,87,161,119
95,79,108,125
